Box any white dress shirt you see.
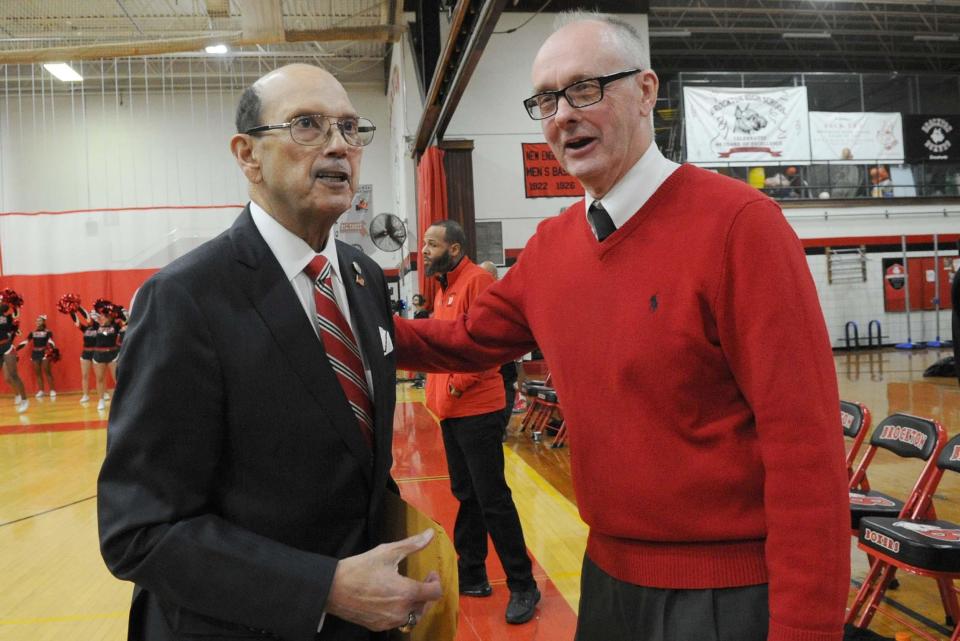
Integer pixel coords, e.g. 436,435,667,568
585,143,681,236
249,201,374,399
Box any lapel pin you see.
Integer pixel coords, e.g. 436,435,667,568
352,261,365,287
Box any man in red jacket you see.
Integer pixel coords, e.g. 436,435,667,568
421,220,539,625
397,11,848,641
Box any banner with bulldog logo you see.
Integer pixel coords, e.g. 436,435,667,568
683,86,810,166
904,114,959,162
809,112,904,163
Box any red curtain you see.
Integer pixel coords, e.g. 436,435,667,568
416,146,448,310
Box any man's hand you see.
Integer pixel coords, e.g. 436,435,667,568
325,529,443,631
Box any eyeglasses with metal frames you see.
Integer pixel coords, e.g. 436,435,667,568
244,114,376,147
522,69,643,120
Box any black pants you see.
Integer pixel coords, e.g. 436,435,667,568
575,554,769,641
440,410,535,593
499,361,518,428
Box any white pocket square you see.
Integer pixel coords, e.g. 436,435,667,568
379,326,394,356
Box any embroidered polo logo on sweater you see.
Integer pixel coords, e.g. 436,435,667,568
649,294,658,312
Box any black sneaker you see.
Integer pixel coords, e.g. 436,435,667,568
459,580,492,597
505,587,541,624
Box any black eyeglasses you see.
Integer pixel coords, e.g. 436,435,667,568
522,69,642,120
245,114,376,147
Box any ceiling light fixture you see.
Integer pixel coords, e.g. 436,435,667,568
650,30,692,38
43,63,83,82
783,31,832,39
205,44,228,54
913,33,959,42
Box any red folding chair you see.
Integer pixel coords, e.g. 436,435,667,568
518,373,551,435
848,428,960,641
848,411,946,592
848,413,946,537
516,373,564,446
842,400,872,490
845,414,950,638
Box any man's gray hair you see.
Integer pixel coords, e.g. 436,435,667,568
553,10,650,71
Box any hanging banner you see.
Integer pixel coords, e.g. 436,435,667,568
903,114,960,163
682,86,810,166
809,112,904,163
521,143,584,198
335,184,375,254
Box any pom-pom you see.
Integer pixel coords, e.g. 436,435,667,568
0,288,24,308
57,293,82,315
44,345,61,363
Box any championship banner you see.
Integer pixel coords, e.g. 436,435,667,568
682,86,810,166
809,112,904,163
521,142,584,198
904,114,959,163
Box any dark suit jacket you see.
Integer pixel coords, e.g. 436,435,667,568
98,207,397,641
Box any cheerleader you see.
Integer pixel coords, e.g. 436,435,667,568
0,289,28,413
16,314,56,398
58,294,98,403
92,299,124,412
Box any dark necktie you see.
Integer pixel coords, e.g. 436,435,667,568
304,256,374,448
587,200,617,242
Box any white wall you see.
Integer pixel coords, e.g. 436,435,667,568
388,31,424,306
807,247,954,349
0,79,399,272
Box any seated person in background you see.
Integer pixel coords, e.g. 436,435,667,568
764,167,801,199
410,294,429,389
869,165,893,198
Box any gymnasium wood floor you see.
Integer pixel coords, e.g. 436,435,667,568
1,348,959,641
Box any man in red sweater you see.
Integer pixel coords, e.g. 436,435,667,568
421,220,539,625
397,11,849,641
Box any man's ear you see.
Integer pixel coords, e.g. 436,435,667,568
450,242,463,259
636,69,660,118
230,133,262,184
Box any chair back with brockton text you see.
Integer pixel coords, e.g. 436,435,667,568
842,400,872,490
848,413,947,537
848,427,960,641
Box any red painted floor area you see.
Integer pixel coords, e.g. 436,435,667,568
392,402,577,641
0,418,106,435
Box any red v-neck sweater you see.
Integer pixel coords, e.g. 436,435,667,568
396,164,848,641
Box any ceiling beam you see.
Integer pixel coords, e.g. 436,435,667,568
413,0,509,155
0,25,402,64
205,0,231,18
285,25,407,43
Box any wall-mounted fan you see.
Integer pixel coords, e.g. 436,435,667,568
369,213,407,252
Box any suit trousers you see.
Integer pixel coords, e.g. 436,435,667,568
575,554,769,641
439,410,535,593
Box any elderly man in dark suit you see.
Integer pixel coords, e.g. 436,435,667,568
97,63,441,641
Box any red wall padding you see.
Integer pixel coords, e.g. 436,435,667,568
4,268,157,394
